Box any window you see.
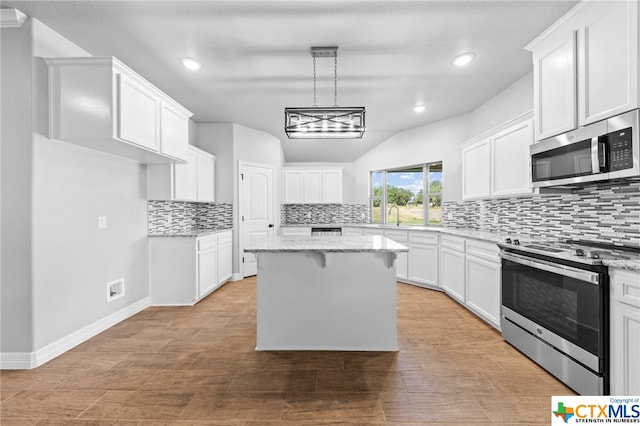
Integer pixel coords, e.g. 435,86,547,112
369,162,443,226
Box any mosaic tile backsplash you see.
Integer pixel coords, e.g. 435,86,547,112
442,179,640,246
148,201,233,234
282,204,371,225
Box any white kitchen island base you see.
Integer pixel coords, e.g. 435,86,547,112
254,250,399,351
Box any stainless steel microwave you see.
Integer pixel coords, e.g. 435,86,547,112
531,109,640,188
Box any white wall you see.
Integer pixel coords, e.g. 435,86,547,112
353,114,471,204
352,71,534,204
284,162,356,204
1,21,34,353
195,122,284,277
469,72,533,137
1,19,150,359
195,123,234,204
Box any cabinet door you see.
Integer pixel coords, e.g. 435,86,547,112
342,227,363,237
197,247,218,298
440,247,465,303
196,154,215,202
408,243,438,287
612,301,640,395
610,269,640,395
174,149,198,201
462,139,491,200
217,233,233,285
303,170,323,203
322,170,343,203
117,73,160,150
465,255,501,328
283,170,304,203
578,0,638,125
532,29,577,140
160,102,189,160
491,119,534,197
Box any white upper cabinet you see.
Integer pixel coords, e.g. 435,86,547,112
461,138,491,200
282,168,343,204
160,102,190,160
491,119,534,197
531,29,577,140
321,169,344,204
148,145,215,202
527,0,638,140
578,0,638,125
46,57,192,163
462,117,534,200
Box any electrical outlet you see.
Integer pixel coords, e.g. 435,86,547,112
492,213,499,224
98,216,107,229
106,278,125,302
447,212,453,220
166,214,172,225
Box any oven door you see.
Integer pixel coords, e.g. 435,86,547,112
500,251,605,372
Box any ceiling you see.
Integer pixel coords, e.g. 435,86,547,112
5,0,578,162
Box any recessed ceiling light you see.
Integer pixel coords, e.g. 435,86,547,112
452,52,475,67
181,57,202,71
413,105,426,113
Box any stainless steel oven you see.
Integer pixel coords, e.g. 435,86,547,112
499,243,609,395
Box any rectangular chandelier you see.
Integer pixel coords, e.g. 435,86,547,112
284,107,365,139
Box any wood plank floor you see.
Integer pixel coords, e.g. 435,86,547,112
1,278,575,425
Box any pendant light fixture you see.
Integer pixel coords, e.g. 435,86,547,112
285,46,365,139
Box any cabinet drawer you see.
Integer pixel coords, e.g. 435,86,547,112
466,239,500,263
281,227,311,236
409,232,438,245
217,231,232,246
612,269,640,308
384,230,408,242
440,235,465,252
197,235,217,251
363,229,384,237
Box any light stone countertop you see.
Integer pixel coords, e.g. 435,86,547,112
148,228,232,238
244,235,409,253
280,224,640,271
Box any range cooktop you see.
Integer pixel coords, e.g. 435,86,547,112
498,238,640,265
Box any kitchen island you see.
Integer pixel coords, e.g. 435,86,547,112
244,235,408,351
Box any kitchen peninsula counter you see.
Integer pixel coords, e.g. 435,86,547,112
244,236,408,351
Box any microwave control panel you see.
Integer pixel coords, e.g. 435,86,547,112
609,128,633,171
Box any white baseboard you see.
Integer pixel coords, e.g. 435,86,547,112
230,272,243,281
0,297,150,370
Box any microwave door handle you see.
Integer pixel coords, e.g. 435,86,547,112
598,137,608,171
591,136,601,173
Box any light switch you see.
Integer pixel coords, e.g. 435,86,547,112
98,216,107,229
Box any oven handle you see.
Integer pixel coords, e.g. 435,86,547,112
499,251,600,285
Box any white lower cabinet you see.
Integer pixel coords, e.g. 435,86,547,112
439,237,466,304
197,237,218,298
217,231,233,284
384,230,408,280
342,227,364,237
407,232,439,287
464,240,501,328
438,234,501,329
149,230,233,305
610,269,640,395
280,227,311,236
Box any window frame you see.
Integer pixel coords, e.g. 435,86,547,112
369,161,443,226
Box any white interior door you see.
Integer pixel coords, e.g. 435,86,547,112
240,162,274,277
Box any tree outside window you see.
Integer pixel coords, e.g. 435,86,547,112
370,162,442,226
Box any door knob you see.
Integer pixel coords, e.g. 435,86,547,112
268,224,274,228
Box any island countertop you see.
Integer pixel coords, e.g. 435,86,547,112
244,235,408,253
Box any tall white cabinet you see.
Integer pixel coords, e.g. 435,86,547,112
526,0,639,140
